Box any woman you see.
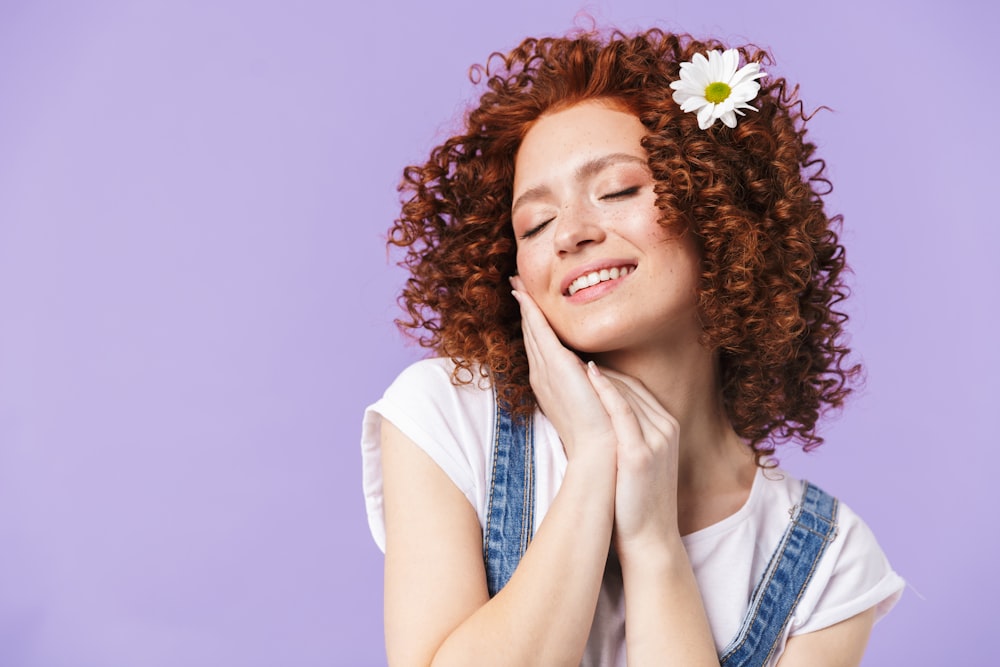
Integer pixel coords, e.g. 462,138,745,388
361,28,903,666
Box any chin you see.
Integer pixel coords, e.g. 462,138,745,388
554,327,636,356
553,315,702,359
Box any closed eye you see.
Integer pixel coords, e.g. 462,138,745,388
601,186,640,200
519,218,553,240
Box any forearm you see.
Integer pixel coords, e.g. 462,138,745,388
432,454,616,667
619,538,719,666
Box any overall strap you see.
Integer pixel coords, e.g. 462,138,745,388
483,391,536,598
720,481,839,667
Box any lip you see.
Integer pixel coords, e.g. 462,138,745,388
560,258,638,296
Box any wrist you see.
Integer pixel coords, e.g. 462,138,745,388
616,531,687,573
564,443,617,477
560,452,616,513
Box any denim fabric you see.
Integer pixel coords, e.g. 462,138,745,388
720,481,839,667
483,397,535,598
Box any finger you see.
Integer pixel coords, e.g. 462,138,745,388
513,288,586,381
615,382,659,444
513,288,595,412
586,362,647,449
512,289,557,379
512,290,548,388
511,277,570,359
512,286,570,358
598,369,660,414
514,293,616,454
591,366,681,460
511,288,540,356
599,368,679,434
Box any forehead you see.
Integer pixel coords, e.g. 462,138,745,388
513,100,648,192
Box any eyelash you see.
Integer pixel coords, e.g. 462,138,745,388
520,219,553,240
518,186,641,240
602,186,640,200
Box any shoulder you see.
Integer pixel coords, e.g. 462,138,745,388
361,358,496,552
374,357,495,444
753,467,807,509
383,356,486,397
734,470,904,658
381,356,495,410
392,356,480,385
780,475,905,637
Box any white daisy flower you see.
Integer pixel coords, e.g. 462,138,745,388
669,49,766,130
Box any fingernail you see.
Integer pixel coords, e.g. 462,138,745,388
587,360,602,377
511,289,522,301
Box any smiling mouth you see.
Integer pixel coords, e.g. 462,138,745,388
566,265,634,296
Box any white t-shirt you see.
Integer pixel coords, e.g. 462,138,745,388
361,358,904,666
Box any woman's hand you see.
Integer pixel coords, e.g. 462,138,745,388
510,279,717,664
587,366,719,665
511,277,617,463
586,365,683,556
511,276,681,550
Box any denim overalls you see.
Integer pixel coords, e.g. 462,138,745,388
483,397,839,667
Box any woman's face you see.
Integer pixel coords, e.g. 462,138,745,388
511,99,703,356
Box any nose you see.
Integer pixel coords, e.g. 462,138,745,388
553,201,606,254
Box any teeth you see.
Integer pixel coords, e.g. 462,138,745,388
567,266,632,296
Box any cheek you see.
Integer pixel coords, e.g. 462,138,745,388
514,247,546,290
615,197,663,238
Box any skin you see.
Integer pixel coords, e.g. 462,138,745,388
380,99,876,665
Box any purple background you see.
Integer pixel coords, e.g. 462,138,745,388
0,1,995,665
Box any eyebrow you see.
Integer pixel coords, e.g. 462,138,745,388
511,153,650,216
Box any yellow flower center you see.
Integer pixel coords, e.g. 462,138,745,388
704,82,731,104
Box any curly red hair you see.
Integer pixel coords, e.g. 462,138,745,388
388,28,859,459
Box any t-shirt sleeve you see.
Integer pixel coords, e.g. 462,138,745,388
789,500,905,636
360,358,492,552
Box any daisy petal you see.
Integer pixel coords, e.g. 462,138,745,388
680,96,710,112
672,80,705,96
697,104,715,129
690,53,711,81
720,110,737,128
721,49,739,81
728,82,761,104
730,63,762,89
707,50,724,83
685,58,712,88
671,91,692,107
